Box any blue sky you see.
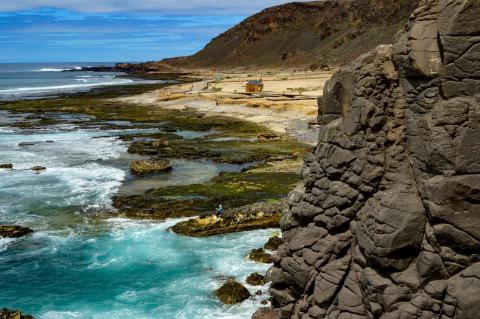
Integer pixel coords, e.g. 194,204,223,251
0,1,291,63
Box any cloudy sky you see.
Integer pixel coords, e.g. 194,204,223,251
0,1,291,63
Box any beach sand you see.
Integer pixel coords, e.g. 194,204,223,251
115,70,333,144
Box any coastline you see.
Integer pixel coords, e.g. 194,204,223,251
0,73,320,318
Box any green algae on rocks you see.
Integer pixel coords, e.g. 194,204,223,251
171,200,286,237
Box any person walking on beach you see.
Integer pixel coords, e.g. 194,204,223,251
216,204,224,218
215,99,220,107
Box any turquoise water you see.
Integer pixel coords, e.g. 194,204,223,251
0,113,273,318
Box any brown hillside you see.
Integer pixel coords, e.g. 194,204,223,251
160,0,420,69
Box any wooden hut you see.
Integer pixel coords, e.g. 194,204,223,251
246,80,264,93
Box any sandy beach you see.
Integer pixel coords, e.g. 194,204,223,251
116,70,333,144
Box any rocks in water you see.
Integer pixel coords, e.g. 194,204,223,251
171,200,285,237
0,164,13,169
264,236,283,251
264,1,480,318
246,272,266,286
0,309,34,319
129,159,172,176
0,225,33,238
248,248,272,264
31,166,46,172
18,142,36,147
215,279,251,304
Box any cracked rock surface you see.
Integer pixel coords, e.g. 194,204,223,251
255,1,480,318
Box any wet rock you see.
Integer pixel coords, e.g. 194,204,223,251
0,225,33,238
31,166,46,172
171,201,284,237
0,164,13,169
215,279,251,304
248,248,272,264
0,309,34,319
264,236,283,251
18,142,36,147
246,272,266,286
129,159,172,175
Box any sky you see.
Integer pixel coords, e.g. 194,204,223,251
0,1,292,63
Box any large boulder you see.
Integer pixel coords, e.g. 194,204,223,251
215,279,251,304
129,159,172,175
0,164,13,169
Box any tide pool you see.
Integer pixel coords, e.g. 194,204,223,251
0,114,272,319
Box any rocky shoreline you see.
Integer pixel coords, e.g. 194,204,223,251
171,200,286,237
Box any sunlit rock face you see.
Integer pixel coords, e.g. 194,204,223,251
261,0,480,318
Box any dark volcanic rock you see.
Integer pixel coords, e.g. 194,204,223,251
0,225,33,238
215,279,251,304
31,166,46,172
0,164,13,169
246,272,266,286
263,1,480,318
248,248,273,264
264,236,283,251
0,309,34,319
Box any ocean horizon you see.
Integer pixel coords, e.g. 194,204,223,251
0,62,158,101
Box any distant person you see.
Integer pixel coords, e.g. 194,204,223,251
216,204,224,218
216,99,220,107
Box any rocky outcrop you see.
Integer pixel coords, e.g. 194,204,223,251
261,1,480,318
247,272,267,286
215,279,251,304
171,200,285,237
0,309,33,319
265,236,283,251
0,164,13,169
0,226,33,238
129,159,172,176
249,248,273,264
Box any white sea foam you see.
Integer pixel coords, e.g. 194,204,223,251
33,67,81,72
0,79,134,95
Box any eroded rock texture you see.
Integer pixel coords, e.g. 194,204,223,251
262,1,480,318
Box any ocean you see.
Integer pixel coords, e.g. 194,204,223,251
0,63,157,100
0,67,273,318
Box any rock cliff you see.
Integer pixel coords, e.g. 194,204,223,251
261,0,480,318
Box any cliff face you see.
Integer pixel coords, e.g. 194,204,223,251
263,0,480,318
160,0,420,69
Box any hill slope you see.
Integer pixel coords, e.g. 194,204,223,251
160,0,420,69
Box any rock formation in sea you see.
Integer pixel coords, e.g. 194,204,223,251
0,226,33,238
258,0,480,318
0,308,34,319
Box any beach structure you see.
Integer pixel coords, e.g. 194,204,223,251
246,80,264,93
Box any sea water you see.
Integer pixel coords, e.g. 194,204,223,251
0,113,273,318
0,63,159,100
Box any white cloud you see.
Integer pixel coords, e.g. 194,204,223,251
0,0,293,14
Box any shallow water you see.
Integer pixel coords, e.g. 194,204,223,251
0,114,272,318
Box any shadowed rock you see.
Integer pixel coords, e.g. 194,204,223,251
248,248,273,264
0,164,13,169
262,1,480,318
0,225,33,238
247,272,266,286
215,279,251,304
